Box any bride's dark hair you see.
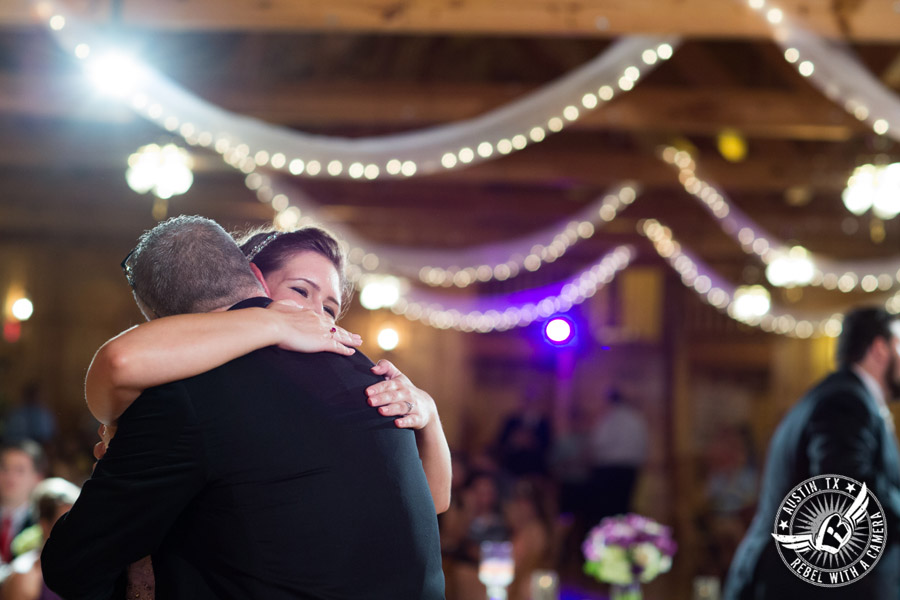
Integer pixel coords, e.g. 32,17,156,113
236,226,351,317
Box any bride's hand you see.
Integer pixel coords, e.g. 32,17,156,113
366,360,438,430
93,423,117,461
265,300,362,355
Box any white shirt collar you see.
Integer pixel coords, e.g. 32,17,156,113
852,364,888,413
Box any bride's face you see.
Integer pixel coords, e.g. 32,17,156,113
263,250,342,322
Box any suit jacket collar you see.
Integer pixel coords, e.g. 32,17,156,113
228,296,272,311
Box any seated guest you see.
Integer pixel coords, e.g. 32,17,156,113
441,470,508,600
441,470,508,563
0,442,45,564
505,479,554,600
0,478,80,600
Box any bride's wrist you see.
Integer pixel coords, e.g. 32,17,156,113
254,307,286,346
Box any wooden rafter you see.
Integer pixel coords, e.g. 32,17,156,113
3,0,900,41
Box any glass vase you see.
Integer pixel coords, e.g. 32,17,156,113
610,582,642,600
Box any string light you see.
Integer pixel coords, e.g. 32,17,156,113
390,246,634,332
639,219,852,338
745,0,900,143
33,1,678,181
660,146,900,292
243,168,640,288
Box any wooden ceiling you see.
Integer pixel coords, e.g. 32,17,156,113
1,0,899,312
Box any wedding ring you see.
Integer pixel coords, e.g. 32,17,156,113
404,401,413,415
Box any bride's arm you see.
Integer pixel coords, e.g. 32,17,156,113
86,303,361,425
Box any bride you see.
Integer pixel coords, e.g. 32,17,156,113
89,225,450,514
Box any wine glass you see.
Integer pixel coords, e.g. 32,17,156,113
478,540,514,600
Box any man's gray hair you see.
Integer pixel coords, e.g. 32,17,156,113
128,215,264,319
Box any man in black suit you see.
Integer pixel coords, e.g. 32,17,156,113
725,306,900,599
42,216,445,599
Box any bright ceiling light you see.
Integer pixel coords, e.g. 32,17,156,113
359,276,402,310
765,246,815,287
377,327,400,351
843,163,900,220
732,285,770,321
11,298,33,321
85,52,145,97
544,316,574,345
126,143,194,200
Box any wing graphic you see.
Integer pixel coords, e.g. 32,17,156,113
772,533,814,552
844,483,869,524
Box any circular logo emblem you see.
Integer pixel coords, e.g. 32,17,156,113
772,474,886,587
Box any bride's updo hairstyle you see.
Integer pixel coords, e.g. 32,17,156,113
237,226,351,317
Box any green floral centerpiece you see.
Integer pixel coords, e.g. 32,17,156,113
582,513,677,600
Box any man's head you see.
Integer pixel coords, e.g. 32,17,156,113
837,306,900,399
124,215,265,319
0,440,45,510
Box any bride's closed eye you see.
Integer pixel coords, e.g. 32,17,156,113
291,286,337,318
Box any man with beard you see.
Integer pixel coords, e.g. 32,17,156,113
725,306,900,599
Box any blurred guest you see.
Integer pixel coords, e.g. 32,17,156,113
699,425,757,577
504,479,554,600
441,470,508,562
549,408,592,518
441,469,509,600
0,478,79,600
725,307,900,599
3,386,56,447
493,392,552,478
548,407,592,571
585,388,648,525
0,442,44,564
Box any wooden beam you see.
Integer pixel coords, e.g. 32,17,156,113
2,0,111,26
4,0,900,41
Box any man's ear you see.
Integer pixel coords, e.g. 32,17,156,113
249,263,272,297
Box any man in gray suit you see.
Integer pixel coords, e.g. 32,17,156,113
725,306,900,599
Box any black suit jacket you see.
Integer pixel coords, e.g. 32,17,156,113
724,369,900,599
42,298,445,600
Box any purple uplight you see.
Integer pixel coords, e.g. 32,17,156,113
545,317,574,344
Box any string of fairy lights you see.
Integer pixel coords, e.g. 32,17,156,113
637,218,856,338
742,0,900,145
31,0,677,183
387,246,635,333
659,146,900,293
28,0,900,336
243,169,640,287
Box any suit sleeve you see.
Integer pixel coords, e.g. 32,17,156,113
42,382,207,600
806,389,900,532
806,390,880,479
804,388,900,598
